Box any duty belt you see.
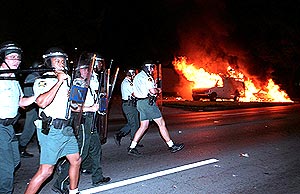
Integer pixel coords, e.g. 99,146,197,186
82,112,94,117
136,97,148,100
51,118,69,129
0,118,16,126
0,114,20,126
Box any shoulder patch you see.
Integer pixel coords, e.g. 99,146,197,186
38,81,47,87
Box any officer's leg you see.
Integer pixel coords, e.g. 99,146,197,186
153,117,171,142
114,105,132,146
128,107,140,140
90,133,110,185
81,155,92,173
66,153,81,190
119,104,132,136
19,108,38,157
24,164,55,194
133,120,149,142
52,159,70,192
79,120,92,173
0,125,15,193
90,133,103,183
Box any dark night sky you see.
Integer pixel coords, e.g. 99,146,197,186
2,0,300,97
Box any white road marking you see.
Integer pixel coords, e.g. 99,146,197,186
80,158,219,194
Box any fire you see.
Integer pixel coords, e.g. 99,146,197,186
266,79,292,102
174,57,223,88
173,56,293,102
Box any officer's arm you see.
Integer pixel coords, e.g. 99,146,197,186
71,103,99,113
83,103,99,112
19,96,35,107
149,88,161,95
36,71,67,108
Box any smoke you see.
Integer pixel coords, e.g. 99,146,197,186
169,0,274,95
175,0,231,71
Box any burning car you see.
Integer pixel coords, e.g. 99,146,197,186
192,77,245,101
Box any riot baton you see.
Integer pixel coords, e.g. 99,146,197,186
0,68,55,74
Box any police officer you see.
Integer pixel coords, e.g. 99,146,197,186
0,41,35,193
24,47,81,194
114,68,140,146
52,52,110,193
128,61,184,156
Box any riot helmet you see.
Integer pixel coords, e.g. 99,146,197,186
0,41,22,62
142,60,155,75
75,52,91,80
43,47,68,71
93,53,105,72
125,67,136,80
76,52,105,71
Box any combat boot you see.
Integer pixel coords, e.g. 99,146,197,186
19,145,34,158
169,143,184,153
52,180,69,194
114,132,123,146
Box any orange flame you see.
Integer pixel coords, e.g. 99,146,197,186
174,57,223,88
173,56,293,102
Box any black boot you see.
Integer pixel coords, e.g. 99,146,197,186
19,145,34,158
114,132,123,146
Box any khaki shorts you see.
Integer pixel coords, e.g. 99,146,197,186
137,99,162,121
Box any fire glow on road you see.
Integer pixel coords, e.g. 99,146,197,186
80,158,219,194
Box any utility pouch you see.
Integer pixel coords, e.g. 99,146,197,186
62,126,74,136
40,111,52,135
52,119,69,129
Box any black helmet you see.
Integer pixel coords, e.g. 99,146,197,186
93,53,105,72
43,47,68,70
142,60,155,75
0,41,22,61
76,52,105,71
76,52,92,71
125,67,136,77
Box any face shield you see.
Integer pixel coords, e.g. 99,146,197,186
143,63,155,75
0,42,23,69
43,49,68,71
75,52,93,81
94,55,105,72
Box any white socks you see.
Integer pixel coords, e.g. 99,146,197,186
166,140,174,147
69,188,79,194
130,141,137,149
131,140,174,148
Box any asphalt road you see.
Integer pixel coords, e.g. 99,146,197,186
13,99,300,194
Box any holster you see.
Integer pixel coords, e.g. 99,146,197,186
129,96,137,107
40,111,52,135
147,93,157,106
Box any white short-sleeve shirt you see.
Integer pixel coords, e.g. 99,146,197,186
133,70,155,98
33,72,71,119
121,77,134,100
0,80,23,118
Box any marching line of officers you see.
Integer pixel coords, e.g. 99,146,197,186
0,41,183,194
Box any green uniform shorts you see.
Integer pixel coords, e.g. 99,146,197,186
37,125,79,165
137,99,162,121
